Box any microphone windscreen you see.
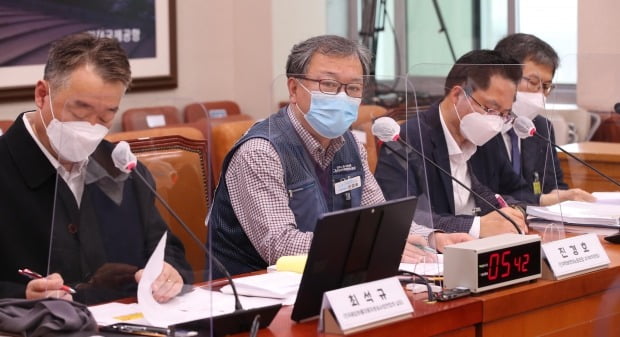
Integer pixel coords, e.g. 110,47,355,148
513,116,536,139
371,117,400,142
112,141,137,173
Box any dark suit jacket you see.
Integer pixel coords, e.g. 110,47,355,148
471,115,567,202
0,113,192,304
375,103,527,233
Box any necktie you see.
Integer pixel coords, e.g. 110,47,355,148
508,128,521,174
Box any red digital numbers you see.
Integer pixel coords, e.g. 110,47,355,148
487,250,531,280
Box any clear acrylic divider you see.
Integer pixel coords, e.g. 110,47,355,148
406,62,557,242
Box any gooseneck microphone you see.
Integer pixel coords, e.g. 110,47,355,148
513,116,620,189
372,117,524,235
513,116,620,244
111,141,281,335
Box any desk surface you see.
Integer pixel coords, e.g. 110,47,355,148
235,236,620,337
557,141,620,191
558,141,620,161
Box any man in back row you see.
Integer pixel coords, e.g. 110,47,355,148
207,35,471,277
471,33,594,205
375,50,528,237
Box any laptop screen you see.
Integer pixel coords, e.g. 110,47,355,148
291,196,417,322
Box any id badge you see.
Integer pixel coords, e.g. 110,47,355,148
334,176,361,195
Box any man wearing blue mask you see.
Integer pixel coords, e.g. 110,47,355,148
376,50,529,237
471,33,594,206
0,33,191,304
208,35,471,277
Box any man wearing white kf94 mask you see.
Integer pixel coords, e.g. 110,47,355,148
471,33,594,207
207,35,471,278
0,33,192,305
376,50,529,238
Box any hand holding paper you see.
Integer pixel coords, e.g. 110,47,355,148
135,261,183,303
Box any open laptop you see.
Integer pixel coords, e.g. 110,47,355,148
291,196,417,322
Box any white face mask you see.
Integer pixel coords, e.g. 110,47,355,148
512,91,545,121
42,90,109,162
454,91,504,146
459,112,504,146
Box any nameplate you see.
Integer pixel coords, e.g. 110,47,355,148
319,277,413,335
542,233,610,280
208,108,227,118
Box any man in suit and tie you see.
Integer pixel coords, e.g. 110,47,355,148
375,50,528,237
470,33,594,206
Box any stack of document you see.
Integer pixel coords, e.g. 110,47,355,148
527,195,620,227
219,271,302,305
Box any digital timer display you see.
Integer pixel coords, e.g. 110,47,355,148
477,241,541,288
444,233,542,293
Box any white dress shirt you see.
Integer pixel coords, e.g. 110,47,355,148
439,109,482,238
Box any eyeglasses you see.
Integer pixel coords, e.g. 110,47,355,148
297,77,364,98
466,93,514,124
522,76,555,95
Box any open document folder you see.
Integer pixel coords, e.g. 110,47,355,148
527,198,620,228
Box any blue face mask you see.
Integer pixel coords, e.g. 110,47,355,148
297,83,361,139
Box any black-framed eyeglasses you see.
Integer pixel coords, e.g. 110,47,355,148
297,77,364,98
466,93,515,124
522,76,555,95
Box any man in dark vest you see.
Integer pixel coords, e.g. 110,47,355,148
0,33,191,304
208,35,471,277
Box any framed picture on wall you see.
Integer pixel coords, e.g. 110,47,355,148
0,0,177,102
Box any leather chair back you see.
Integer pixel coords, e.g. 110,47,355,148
210,119,256,180
106,129,211,282
122,106,181,131
184,100,242,123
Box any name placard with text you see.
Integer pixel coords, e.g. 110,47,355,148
542,233,610,280
319,277,413,335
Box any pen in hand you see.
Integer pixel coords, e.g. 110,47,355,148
495,194,509,208
18,268,77,294
412,243,438,254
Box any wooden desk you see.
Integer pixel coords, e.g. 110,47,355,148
237,239,620,337
557,141,620,191
246,296,481,337
476,239,620,336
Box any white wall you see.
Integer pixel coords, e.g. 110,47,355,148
577,0,620,112
271,0,327,111
0,0,327,130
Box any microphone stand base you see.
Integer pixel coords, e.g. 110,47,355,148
169,303,282,337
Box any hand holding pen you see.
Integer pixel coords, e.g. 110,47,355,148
19,268,76,300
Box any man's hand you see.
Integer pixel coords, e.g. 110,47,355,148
401,234,437,263
25,273,73,301
539,188,596,206
429,232,473,252
135,262,183,303
480,207,528,237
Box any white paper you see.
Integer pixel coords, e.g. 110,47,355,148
146,114,166,128
219,271,301,300
137,232,177,325
399,254,444,276
88,302,148,326
104,232,285,327
527,200,620,227
89,288,283,327
592,192,620,204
